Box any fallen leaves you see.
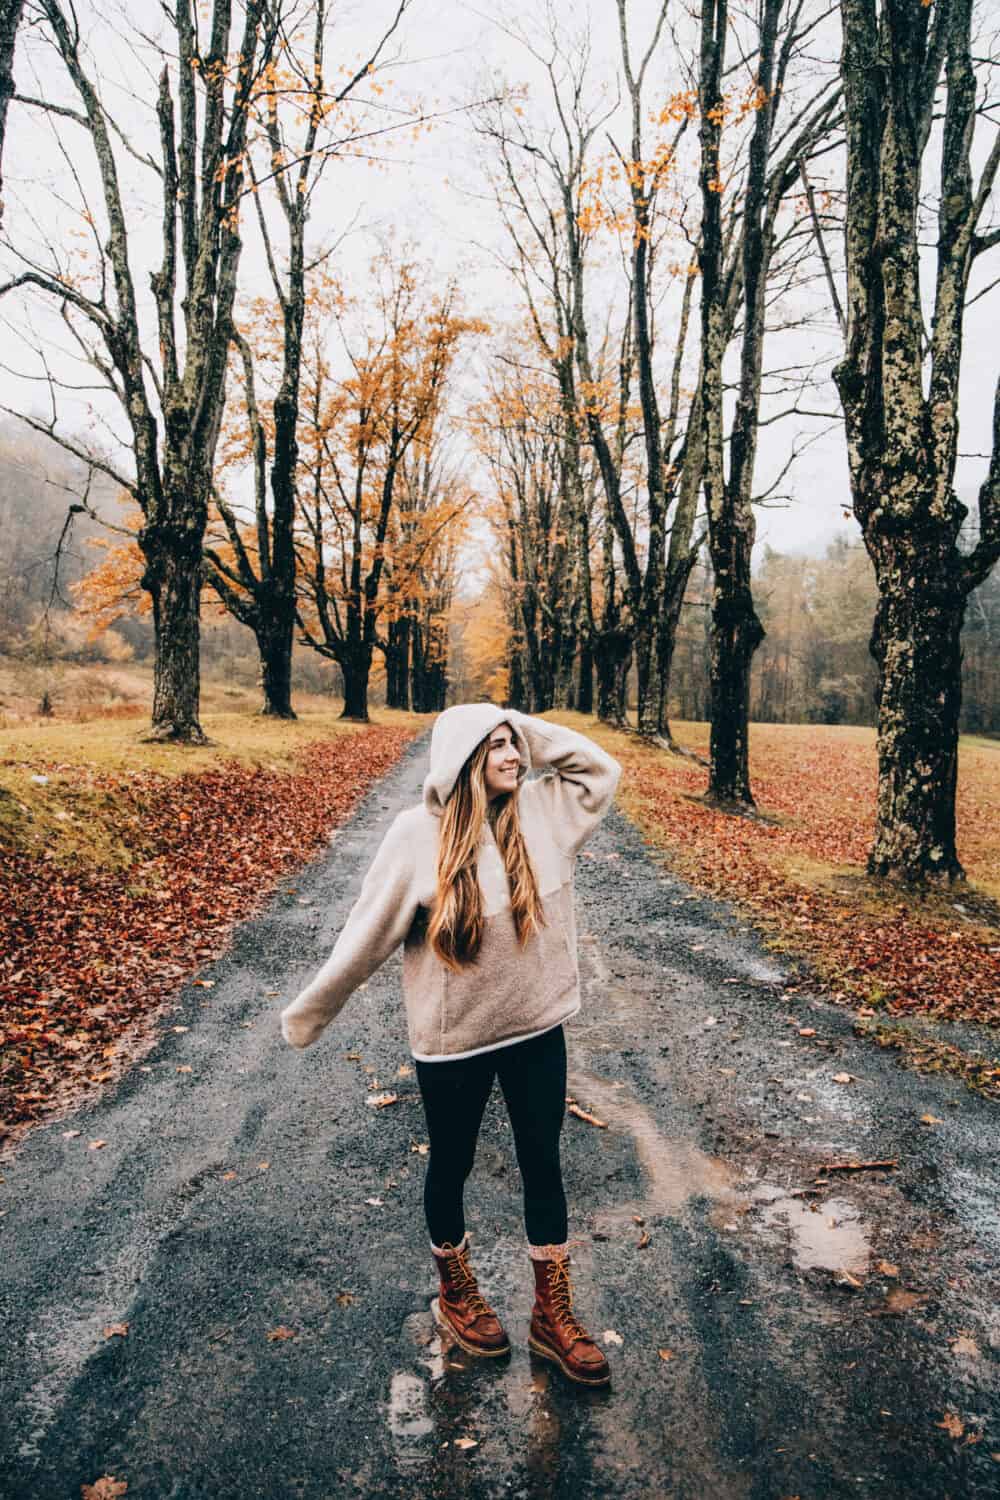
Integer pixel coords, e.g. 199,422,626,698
103,1323,129,1339
81,1478,127,1500
920,1113,944,1126
266,1326,296,1342
936,1411,965,1440
879,1287,928,1315
453,1436,478,1451
614,727,1000,1054
657,1348,674,1362
88,1139,107,1150
832,1072,853,1085
366,1092,399,1109
0,725,419,1142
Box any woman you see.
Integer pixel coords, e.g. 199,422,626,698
281,704,623,1388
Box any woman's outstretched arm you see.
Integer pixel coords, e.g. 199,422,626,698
507,712,623,858
281,813,418,1049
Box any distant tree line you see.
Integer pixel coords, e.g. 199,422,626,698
670,535,1000,736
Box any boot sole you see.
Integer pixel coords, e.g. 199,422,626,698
528,1331,612,1387
432,1299,511,1359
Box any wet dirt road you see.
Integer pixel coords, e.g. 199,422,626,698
1,729,998,1500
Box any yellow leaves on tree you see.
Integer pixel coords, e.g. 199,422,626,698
70,496,147,638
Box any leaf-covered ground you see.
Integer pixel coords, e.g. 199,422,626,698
0,719,419,1144
595,722,1000,1059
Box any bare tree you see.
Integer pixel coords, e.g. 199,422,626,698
478,8,707,734
2,1,283,740
202,0,412,718
697,0,840,804
835,0,1000,880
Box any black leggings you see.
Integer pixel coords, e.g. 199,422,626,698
415,1023,568,1248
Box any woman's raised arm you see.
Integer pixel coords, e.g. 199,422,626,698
507,711,622,858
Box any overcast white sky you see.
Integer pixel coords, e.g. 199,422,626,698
1,0,997,582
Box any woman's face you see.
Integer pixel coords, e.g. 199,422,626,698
482,722,520,801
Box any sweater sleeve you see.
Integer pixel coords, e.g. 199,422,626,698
280,814,418,1049
508,711,622,858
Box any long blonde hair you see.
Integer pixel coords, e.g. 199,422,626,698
427,730,547,971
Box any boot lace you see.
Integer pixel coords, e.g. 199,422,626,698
441,1243,490,1317
546,1258,589,1343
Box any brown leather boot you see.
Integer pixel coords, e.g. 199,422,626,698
431,1234,511,1358
528,1252,611,1387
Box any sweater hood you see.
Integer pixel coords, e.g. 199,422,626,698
422,703,531,817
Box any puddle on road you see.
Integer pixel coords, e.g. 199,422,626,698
571,1065,872,1277
387,1370,434,1447
739,1186,871,1274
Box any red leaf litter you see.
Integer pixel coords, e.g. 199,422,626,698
0,726,418,1147
614,725,1000,1030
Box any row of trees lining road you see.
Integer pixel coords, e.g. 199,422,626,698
471,0,999,883
0,0,997,889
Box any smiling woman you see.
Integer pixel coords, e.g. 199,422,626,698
280,703,623,1387
484,724,522,799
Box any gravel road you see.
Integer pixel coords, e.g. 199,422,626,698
1,728,998,1500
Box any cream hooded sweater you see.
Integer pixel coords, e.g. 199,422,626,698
280,706,622,1061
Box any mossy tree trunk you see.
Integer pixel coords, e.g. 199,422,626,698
835,0,1000,881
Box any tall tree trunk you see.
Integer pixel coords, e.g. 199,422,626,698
698,0,781,804
576,633,594,714
707,575,762,802
867,544,966,879
5,2,281,743
262,387,299,720
613,644,632,724
655,551,699,740
834,0,1000,880
508,634,528,711
144,521,205,742
634,620,658,736
258,621,295,720
341,644,372,721
0,0,24,228
386,611,410,709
